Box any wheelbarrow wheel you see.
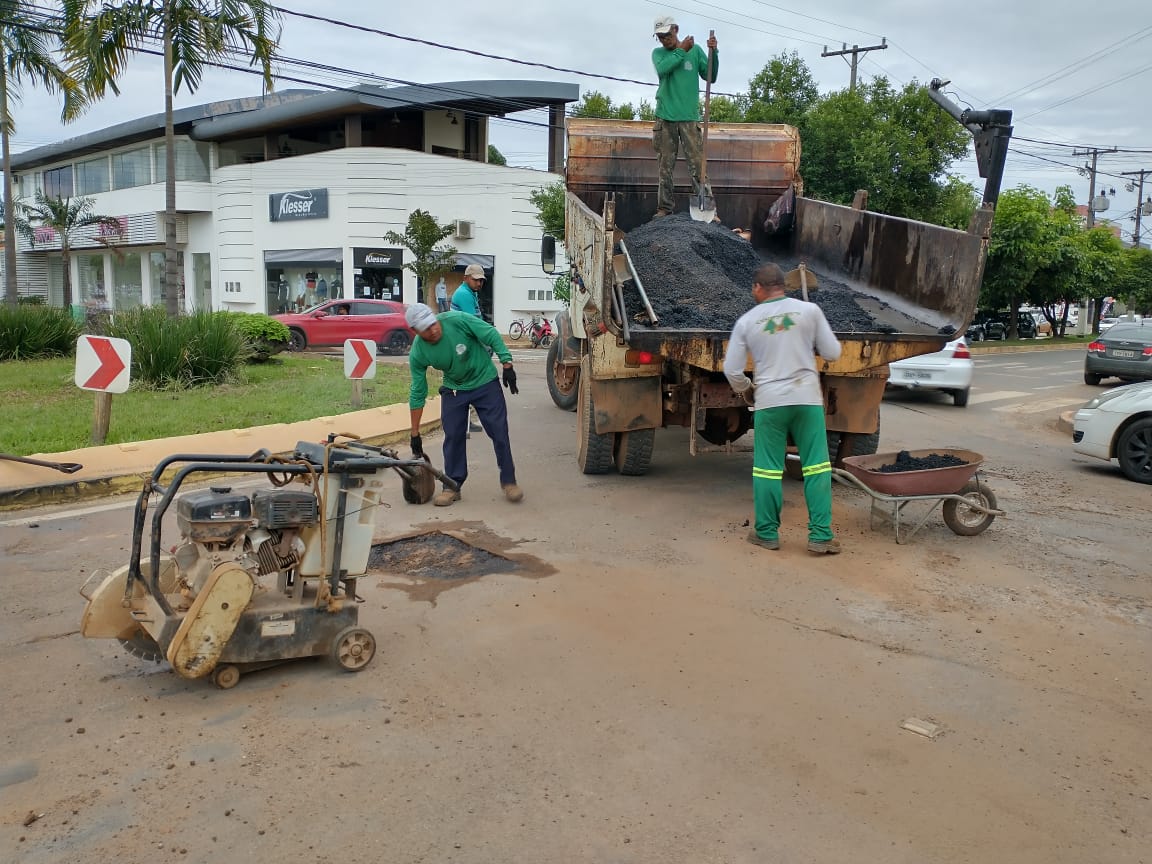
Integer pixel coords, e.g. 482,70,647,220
942,480,997,536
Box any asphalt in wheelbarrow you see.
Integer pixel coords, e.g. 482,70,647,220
839,449,985,497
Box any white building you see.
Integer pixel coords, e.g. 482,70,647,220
8,80,576,329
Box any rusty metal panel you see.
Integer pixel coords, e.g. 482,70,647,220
565,193,605,341
822,374,888,435
567,118,801,232
793,197,988,335
590,376,663,433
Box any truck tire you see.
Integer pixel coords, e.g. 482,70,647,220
614,429,655,475
577,357,614,474
546,338,579,411
827,426,881,460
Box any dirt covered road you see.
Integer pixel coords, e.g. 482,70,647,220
1,359,1148,863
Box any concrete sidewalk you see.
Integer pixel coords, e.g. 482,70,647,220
0,398,443,511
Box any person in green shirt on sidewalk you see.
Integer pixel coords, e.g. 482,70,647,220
651,15,718,220
406,303,523,507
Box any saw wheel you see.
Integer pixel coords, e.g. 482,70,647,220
118,628,165,663
401,459,436,505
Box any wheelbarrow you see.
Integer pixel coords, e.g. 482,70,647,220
831,448,1004,544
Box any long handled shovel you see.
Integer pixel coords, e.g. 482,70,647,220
689,30,717,223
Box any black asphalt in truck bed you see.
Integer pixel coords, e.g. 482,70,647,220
621,214,909,334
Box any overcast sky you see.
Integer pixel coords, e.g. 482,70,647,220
12,0,1152,241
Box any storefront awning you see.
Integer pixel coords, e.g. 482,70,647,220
454,253,495,269
263,248,343,265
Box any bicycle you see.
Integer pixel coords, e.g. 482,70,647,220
508,314,543,341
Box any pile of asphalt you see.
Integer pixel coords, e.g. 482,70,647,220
875,451,969,473
620,214,900,333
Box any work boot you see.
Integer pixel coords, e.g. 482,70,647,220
807,538,842,555
652,209,671,220
433,489,461,507
746,531,780,551
502,483,524,503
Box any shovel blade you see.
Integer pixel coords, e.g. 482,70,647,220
689,194,717,222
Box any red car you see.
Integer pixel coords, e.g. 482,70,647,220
274,299,414,354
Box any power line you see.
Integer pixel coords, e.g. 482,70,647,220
1019,59,1152,121
742,0,885,39
645,0,841,44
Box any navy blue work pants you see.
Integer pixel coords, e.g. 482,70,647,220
440,377,516,490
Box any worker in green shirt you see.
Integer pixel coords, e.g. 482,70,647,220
651,16,719,220
406,303,523,506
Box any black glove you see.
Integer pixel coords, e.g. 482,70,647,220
410,435,424,458
502,365,519,395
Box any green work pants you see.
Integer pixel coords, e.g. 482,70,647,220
751,404,835,543
652,119,712,214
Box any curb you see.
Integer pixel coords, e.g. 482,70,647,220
968,342,1085,355
0,421,442,512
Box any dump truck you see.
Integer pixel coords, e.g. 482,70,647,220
540,84,1011,476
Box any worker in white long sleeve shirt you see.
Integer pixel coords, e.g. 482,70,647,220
723,263,843,554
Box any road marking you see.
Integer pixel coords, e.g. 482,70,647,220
992,397,1086,414
967,390,1032,404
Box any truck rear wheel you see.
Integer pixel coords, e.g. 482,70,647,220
577,357,614,474
546,338,579,411
697,410,752,445
614,429,655,475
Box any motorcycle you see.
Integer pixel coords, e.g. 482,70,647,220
529,317,553,348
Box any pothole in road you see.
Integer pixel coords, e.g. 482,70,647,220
368,525,554,604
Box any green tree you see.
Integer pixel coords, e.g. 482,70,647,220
529,180,565,239
2,1,88,307
487,143,506,166
383,209,457,297
801,78,970,222
1075,227,1125,333
981,185,1053,317
743,51,819,127
15,192,124,309
64,0,280,317
931,175,980,230
571,90,636,119
706,94,746,122
1115,247,1152,313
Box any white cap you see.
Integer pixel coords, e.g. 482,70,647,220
405,303,438,332
464,263,487,280
653,16,676,35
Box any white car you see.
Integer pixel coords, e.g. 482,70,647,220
1072,381,1152,483
886,338,974,407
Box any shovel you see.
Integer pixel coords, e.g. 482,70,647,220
784,263,819,301
689,30,717,223
0,453,84,474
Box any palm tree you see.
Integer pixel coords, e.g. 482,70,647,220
63,0,279,317
15,191,124,308
1,1,88,307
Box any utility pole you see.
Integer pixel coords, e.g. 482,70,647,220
1073,146,1117,228
822,39,887,92
1121,169,1152,248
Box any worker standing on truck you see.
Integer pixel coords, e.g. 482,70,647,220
651,16,718,220
723,263,843,554
406,303,523,507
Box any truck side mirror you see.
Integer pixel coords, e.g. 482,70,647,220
540,234,556,274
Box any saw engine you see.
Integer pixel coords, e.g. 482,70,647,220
173,486,318,601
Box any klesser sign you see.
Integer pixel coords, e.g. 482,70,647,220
269,188,329,222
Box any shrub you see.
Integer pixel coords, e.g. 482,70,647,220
106,306,246,389
222,311,290,361
17,295,45,305
0,305,81,360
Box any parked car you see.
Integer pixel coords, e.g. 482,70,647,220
274,299,415,354
1099,317,1120,332
1083,321,1152,385
1031,312,1053,336
886,338,973,406
1073,381,1152,483
966,311,1006,341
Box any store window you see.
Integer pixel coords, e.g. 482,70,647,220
352,247,403,301
43,165,74,198
264,249,343,314
153,140,212,182
192,253,212,310
76,254,107,309
113,252,144,309
76,157,110,194
149,251,185,305
113,147,152,189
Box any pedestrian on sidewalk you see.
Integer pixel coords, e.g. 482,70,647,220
406,303,523,506
723,263,843,554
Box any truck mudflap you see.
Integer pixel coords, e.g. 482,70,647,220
591,376,662,434
822,371,887,435
554,310,581,366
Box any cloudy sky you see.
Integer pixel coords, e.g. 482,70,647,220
12,0,1152,241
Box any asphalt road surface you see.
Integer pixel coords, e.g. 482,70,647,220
2,347,1148,864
